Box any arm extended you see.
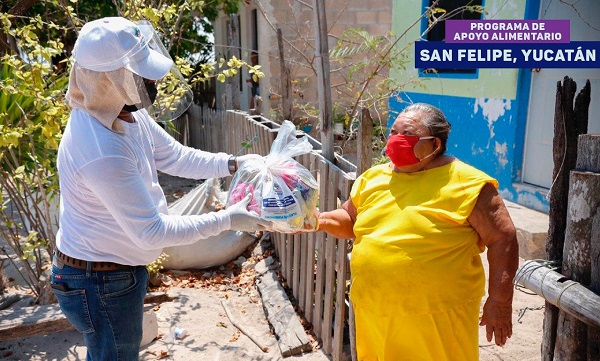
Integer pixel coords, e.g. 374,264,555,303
317,199,357,239
468,183,519,346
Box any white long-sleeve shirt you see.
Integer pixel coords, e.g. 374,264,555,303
56,108,233,265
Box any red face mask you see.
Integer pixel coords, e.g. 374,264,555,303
385,134,435,167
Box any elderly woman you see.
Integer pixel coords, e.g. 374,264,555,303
317,103,519,361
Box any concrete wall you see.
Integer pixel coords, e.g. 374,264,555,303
213,0,393,124
259,0,392,122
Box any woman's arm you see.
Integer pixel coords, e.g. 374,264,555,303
317,199,357,239
468,183,519,346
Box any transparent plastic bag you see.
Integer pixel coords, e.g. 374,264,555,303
226,120,319,233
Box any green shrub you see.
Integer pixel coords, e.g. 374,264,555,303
0,14,69,297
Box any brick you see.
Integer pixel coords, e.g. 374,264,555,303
356,11,378,24
378,10,393,24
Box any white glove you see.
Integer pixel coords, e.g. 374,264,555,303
224,193,272,232
236,154,263,170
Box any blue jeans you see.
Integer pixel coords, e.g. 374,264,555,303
51,257,148,361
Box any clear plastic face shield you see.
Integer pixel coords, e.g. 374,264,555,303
129,20,193,122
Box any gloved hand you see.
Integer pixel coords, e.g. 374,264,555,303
236,154,263,170
224,193,272,232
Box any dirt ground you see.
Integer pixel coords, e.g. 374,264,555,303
0,174,546,360
0,285,332,361
0,255,545,361
479,254,545,361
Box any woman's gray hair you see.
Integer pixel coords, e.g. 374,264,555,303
400,103,451,154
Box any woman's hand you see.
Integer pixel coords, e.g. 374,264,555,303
480,298,512,346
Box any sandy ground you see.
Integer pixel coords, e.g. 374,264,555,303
479,255,545,361
0,174,546,360
0,286,331,361
0,254,546,361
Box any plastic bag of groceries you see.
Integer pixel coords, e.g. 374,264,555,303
226,120,319,233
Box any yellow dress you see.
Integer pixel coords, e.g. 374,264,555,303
349,160,498,361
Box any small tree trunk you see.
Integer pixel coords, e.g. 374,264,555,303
1,0,39,57
357,108,373,175
312,0,333,162
226,14,241,110
277,28,292,122
0,260,8,294
8,0,38,15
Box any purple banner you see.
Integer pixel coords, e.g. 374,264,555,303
445,20,570,43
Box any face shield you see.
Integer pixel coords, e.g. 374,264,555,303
71,17,193,123
133,20,193,122
125,20,193,121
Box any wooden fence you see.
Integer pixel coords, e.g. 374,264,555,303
178,104,357,361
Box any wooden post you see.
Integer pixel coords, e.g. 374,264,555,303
312,0,334,162
349,299,357,361
357,108,373,175
543,77,590,360
578,134,600,360
187,104,202,149
225,84,233,111
553,170,599,360
576,134,600,172
589,206,600,360
551,80,592,360
277,28,292,121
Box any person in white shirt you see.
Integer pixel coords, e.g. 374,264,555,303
51,17,269,361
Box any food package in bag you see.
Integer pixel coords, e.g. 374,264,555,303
226,120,319,233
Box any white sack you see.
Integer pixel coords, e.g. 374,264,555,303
161,179,256,270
